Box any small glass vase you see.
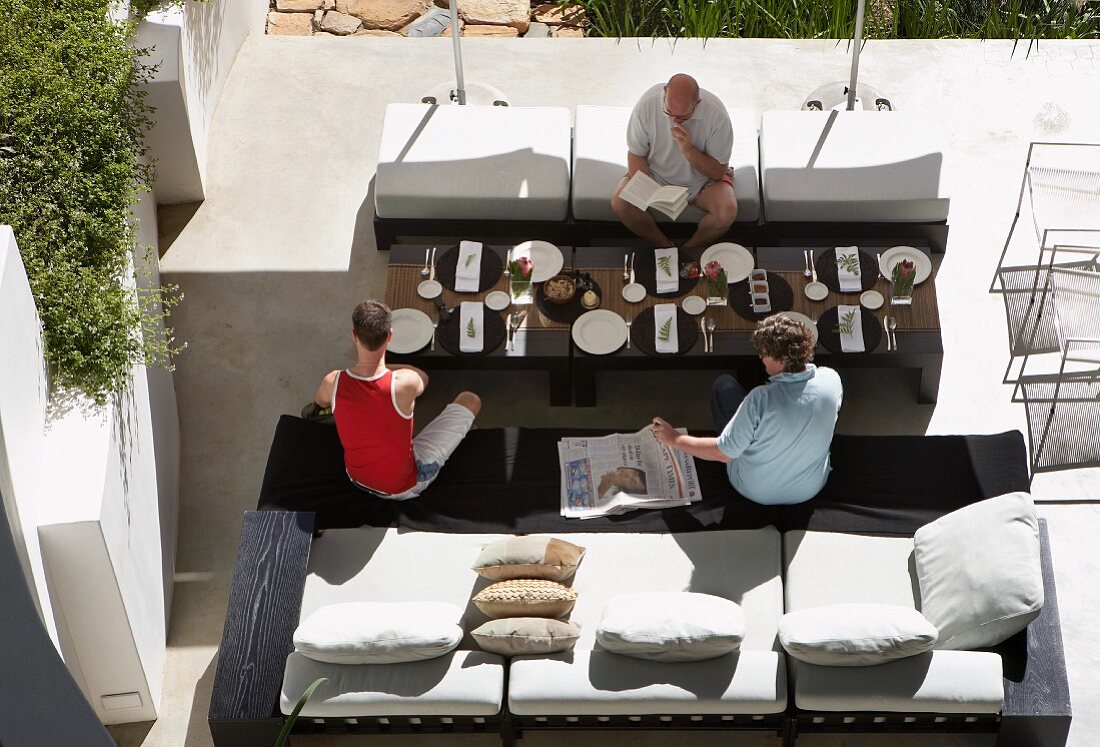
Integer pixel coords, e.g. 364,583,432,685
890,280,914,306
510,278,533,305
706,275,728,306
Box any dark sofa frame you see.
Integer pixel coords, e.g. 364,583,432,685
209,513,1069,747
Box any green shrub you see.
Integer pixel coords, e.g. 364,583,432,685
0,0,179,404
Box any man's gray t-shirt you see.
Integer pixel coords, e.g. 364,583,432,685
626,83,733,198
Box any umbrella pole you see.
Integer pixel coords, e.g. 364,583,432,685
846,0,866,110
450,0,466,105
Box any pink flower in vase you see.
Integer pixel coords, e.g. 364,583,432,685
513,256,534,280
704,260,724,280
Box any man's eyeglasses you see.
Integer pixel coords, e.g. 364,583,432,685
663,93,701,122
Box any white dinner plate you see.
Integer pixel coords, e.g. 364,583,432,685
514,240,565,283
622,283,646,303
879,246,932,285
700,242,755,283
485,290,510,311
417,279,442,299
681,296,706,315
776,311,819,345
572,309,628,355
860,290,884,310
389,308,434,354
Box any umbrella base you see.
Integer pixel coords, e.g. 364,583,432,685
421,81,510,107
802,81,892,111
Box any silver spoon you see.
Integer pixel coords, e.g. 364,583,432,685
706,317,716,352
803,249,812,278
421,248,430,277
622,254,629,282
886,316,898,351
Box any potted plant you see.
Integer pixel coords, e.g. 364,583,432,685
704,259,728,306
509,255,534,305
890,259,916,306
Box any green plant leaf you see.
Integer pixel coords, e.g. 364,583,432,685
834,309,857,336
466,318,476,338
838,254,861,275
464,254,475,268
657,255,673,277
658,316,673,342
274,677,327,747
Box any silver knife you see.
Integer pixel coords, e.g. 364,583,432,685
882,315,891,351
429,247,437,281
700,317,708,352
629,252,636,285
506,312,514,351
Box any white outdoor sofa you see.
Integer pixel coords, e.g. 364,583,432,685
372,103,952,253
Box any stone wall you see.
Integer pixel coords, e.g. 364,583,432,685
266,0,586,37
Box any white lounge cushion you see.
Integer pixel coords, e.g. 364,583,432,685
597,592,746,662
508,650,786,715
293,602,463,664
572,104,761,222
914,492,1043,650
783,530,919,612
760,110,950,222
375,103,572,221
779,604,938,666
280,650,504,717
792,650,1004,713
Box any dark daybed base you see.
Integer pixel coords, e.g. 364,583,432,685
210,421,1069,746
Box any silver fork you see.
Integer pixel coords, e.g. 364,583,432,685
706,318,716,353
803,249,812,278
886,316,898,351
505,312,515,351
625,318,632,349
430,319,437,351
622,254,629,282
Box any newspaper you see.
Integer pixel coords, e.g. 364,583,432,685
558,427,702,519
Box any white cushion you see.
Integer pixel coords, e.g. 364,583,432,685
375,103,571,221
597,592,746,662
280,651,504,717
779,604,938,666
760,110,950,222
301,526,784,653
293,602,462,664
572,104,761,222
783,530,919,612
914,492,1043,650
508,650,786,715
792,650,1004,713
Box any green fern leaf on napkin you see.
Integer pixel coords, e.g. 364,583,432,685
657,256,673,277
838,254,861,275
658,317,673,342
834,309,857,336
464,254,475,268
466,318,476,338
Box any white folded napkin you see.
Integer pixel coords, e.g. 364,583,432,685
455,240,483,293
837,304,866,353
655,247,679,294
459,301,484,353
654,303,679,354
835,246,862,293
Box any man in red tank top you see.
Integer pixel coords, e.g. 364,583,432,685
314,300,481,499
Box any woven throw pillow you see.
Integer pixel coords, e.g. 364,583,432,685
472,618,581,656
473,579,578,619
596,592,745,662
473,536,586,582
914,492,1043,650
779,604,939,666
293,602,463,664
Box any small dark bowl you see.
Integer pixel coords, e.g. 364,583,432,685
544,274,577,305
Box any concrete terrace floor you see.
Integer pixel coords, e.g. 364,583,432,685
110,36,1100,747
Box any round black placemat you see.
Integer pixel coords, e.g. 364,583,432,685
633,251,699,299
629,306,699,356
728,273,795,322
816,306,883,354
536,277,603,324
436,245,504,293
436,309,506,355
815,249,878,293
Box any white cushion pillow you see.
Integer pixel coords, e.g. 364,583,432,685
596,592,745,663
914,492,1044,650
779,603,938,666
294,602,463,664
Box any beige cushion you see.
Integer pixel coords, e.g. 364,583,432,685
914,492,1043,650
473,537,586,581
474,579,577,619
293,602,463,665
472,618,581,656
779,604,938,666
597,592,746,663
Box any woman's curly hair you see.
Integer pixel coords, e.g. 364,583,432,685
751,315,815,373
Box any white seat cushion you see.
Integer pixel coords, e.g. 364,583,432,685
509,650,786,715
280,650,504,717
294,601,463,664
792,650,1004,713
778,603,938,667
760,110,950,222
572,105,761,223
783,530,919,612
375,103,571,221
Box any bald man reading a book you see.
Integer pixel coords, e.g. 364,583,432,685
611,74,737,249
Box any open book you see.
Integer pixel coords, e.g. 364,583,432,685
619,171,690,220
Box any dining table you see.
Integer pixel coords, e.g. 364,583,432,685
570,244,943,406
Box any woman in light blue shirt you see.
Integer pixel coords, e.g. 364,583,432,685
652,315,843,505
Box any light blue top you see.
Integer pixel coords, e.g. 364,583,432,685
716,365,843,505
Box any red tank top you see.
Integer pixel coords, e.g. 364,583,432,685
333,369,417,494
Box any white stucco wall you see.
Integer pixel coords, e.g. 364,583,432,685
136,0,268,204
